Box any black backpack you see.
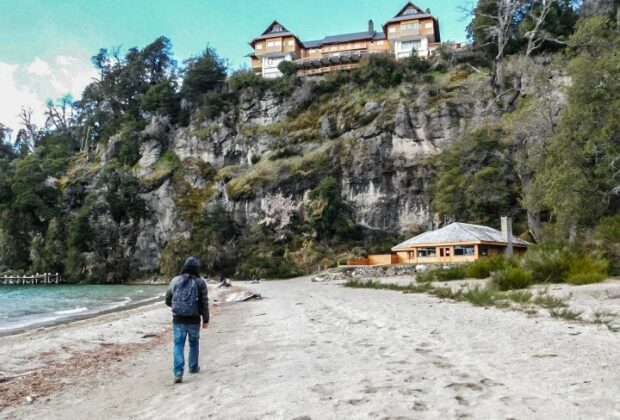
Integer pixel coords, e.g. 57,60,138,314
171,275,200,317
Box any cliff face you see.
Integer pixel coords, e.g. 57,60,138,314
52,70,501,281
95,73,495,272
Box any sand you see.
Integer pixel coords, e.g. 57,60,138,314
1,277,619,419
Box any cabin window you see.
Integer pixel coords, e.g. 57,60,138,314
479,245,489,256
454,246,475,256
256,44,263,50
377,40,384,45
288,40,295,46
267,41,275,47
272,25,284,33
401,23,420,31
417,248,436,258
389,27,397,33
425,22,433,29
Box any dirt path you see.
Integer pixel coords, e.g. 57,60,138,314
3,277,620,419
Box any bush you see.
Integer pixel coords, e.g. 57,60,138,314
566,256,608,285
492,266,534,291
595,214,620,275
465,255,507,279
433,266,468,281
520,245,572,283
277,60,297,77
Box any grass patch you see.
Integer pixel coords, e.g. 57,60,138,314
549,308,583,321
428,286,461,300
460,286,502,307
344,279,431,293
139,149,180,184
504,290,533,304
532,293,568,309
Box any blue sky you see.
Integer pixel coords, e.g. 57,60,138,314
0,0,469,131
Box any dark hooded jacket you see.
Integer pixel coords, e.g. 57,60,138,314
165,257,209,324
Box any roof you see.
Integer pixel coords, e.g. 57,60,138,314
321,30,386,45
392,222,531,251
250,21,302,47
384,14,435,25
303,39,323,49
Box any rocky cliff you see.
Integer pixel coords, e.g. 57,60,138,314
83,71,494,275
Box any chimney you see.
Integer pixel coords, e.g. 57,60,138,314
368,19,374,33
501,216,513,256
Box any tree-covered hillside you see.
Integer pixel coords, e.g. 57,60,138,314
0,0,619,282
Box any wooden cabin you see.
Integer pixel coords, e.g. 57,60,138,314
348,218,530,266
248,2,442,78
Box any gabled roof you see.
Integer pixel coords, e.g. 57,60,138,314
382,2,438,32
249,21,302,47
393,1,426,18
261,20,291,36
392,222,531,251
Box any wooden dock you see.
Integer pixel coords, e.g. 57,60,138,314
1,273,63,285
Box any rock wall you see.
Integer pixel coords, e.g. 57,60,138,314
109,76,495,270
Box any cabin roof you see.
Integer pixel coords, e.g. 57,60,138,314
392,222,531,251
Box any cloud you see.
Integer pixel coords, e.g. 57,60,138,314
26,58,53,77
0,55,97,137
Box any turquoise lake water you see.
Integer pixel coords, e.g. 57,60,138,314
0,285,167,333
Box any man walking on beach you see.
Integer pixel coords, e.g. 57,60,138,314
165,256,209,384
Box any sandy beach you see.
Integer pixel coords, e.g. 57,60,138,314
1,277,620,419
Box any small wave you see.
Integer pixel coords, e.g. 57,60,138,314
55,307,89,315
120,296,132,304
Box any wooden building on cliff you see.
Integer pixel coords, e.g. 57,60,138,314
249,2,442,78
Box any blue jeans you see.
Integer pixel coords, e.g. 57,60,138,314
173,323,200,377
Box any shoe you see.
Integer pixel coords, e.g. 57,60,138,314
174,376,183,384
189,367,200,374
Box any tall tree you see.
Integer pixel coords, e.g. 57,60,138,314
533,17,620,236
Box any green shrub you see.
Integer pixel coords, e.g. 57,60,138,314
595,214,620,275
520,245,572,283
566,256,608,285
492,266,534,291
433,266,468,281
277,60,297,77
465,255,506,279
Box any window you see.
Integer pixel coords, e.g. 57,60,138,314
376,40,384,46
417,248,436,258
400,40,420,52
256,44,263,50
401,22,420,31
425,22,433,29
267,41,275,47
272,25,284,33
266,57,284,67
403,6,417,15
454,246,475,256
388,27,396,33
309,49,319,53
479,245,489,256
288,40,295,46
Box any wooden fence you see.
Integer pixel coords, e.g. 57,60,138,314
1,273,63,285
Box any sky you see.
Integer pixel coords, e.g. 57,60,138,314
0,0,469,135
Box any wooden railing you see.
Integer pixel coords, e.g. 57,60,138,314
1,273,63,285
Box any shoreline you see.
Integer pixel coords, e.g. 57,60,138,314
0,294,166,339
